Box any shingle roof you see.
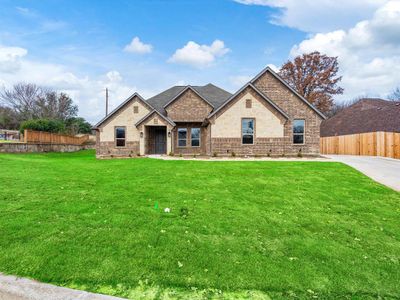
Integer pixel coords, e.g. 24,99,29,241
321,98,400,137
146,83,232,115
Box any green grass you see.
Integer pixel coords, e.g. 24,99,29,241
0,139,22,143
0,150,399,299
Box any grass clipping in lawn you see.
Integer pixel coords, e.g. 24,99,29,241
0,150,399,299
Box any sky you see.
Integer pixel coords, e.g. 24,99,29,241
0,0,399,123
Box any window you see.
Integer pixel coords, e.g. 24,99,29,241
246,99,252,108
242,118,254,144
191,128,200,147
133,106,139,113
115,127,126,147
178,128,187,147
293,119,305,144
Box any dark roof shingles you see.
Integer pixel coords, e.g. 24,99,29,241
321,98,400,137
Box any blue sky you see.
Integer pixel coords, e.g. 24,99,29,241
0,0,399,122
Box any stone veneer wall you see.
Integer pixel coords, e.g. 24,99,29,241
96,141,140,157
165,89,213,122
0,143,94,153
211,137,291,156
253,71,322,154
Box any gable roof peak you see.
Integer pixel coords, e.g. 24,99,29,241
93,92,152,129
208,82,289,119
162,85,214,109
250,65,326,119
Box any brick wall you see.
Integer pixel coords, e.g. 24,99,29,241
96,141,140,157
211,137,288,156
252,71,322,154
165,89,213,122
172,122,207,155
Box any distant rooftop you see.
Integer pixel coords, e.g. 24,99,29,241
321,98,400,137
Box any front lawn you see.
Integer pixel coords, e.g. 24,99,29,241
0,150,399,299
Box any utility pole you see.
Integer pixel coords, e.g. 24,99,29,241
105,87,109,116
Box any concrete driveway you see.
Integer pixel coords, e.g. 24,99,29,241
0,274,124,300
326,155,400,192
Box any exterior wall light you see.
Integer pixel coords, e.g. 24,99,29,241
140,132,143,138
168,131,171,137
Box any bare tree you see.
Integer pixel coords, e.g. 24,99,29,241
388,87,400,101
0,83,45,120
279,51,344,114
35,92,78,121
0,83,78,129
0,106,19,129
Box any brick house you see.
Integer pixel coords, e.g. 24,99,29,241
94,66,325,158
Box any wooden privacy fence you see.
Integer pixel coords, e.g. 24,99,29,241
24,130,89,145
320,131,400,159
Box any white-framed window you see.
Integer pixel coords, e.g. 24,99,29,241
242,118,254,144
191,128,200,147
115,127,126,147
178,128,187,147
293,119,305,144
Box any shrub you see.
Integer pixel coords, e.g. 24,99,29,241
20,119,66,134
212,152,218,157
179,153,183,158
169,152,174,156
297,149,303,158
231,151,236,157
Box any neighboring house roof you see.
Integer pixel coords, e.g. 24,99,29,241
251,66,326,119
135,109,176,127
94,92,152,129
208,83,290,120
321,98,400,137
146,84,232,116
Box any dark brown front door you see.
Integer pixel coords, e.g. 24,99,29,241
154,128,166,154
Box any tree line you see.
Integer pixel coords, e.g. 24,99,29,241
0,83,91,134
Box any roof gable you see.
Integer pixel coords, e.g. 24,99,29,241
94,93,152,128
135,110,176,127
208,83,289,120
146,84,231,115
163,86,214,109
251,66,326,119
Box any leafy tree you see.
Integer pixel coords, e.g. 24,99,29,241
388,87,400,101
279,51,344,114
65,117,92,135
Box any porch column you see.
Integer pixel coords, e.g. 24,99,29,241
167,125,172,155
140,125,145,156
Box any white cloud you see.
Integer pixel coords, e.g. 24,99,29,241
229,75,252,88
168,40,230,68
234,0,389,32
290,1,400,100
124,37,153,54
0,45,28,73
0,44,134,123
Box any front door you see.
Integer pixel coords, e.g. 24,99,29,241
154,128,166,154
